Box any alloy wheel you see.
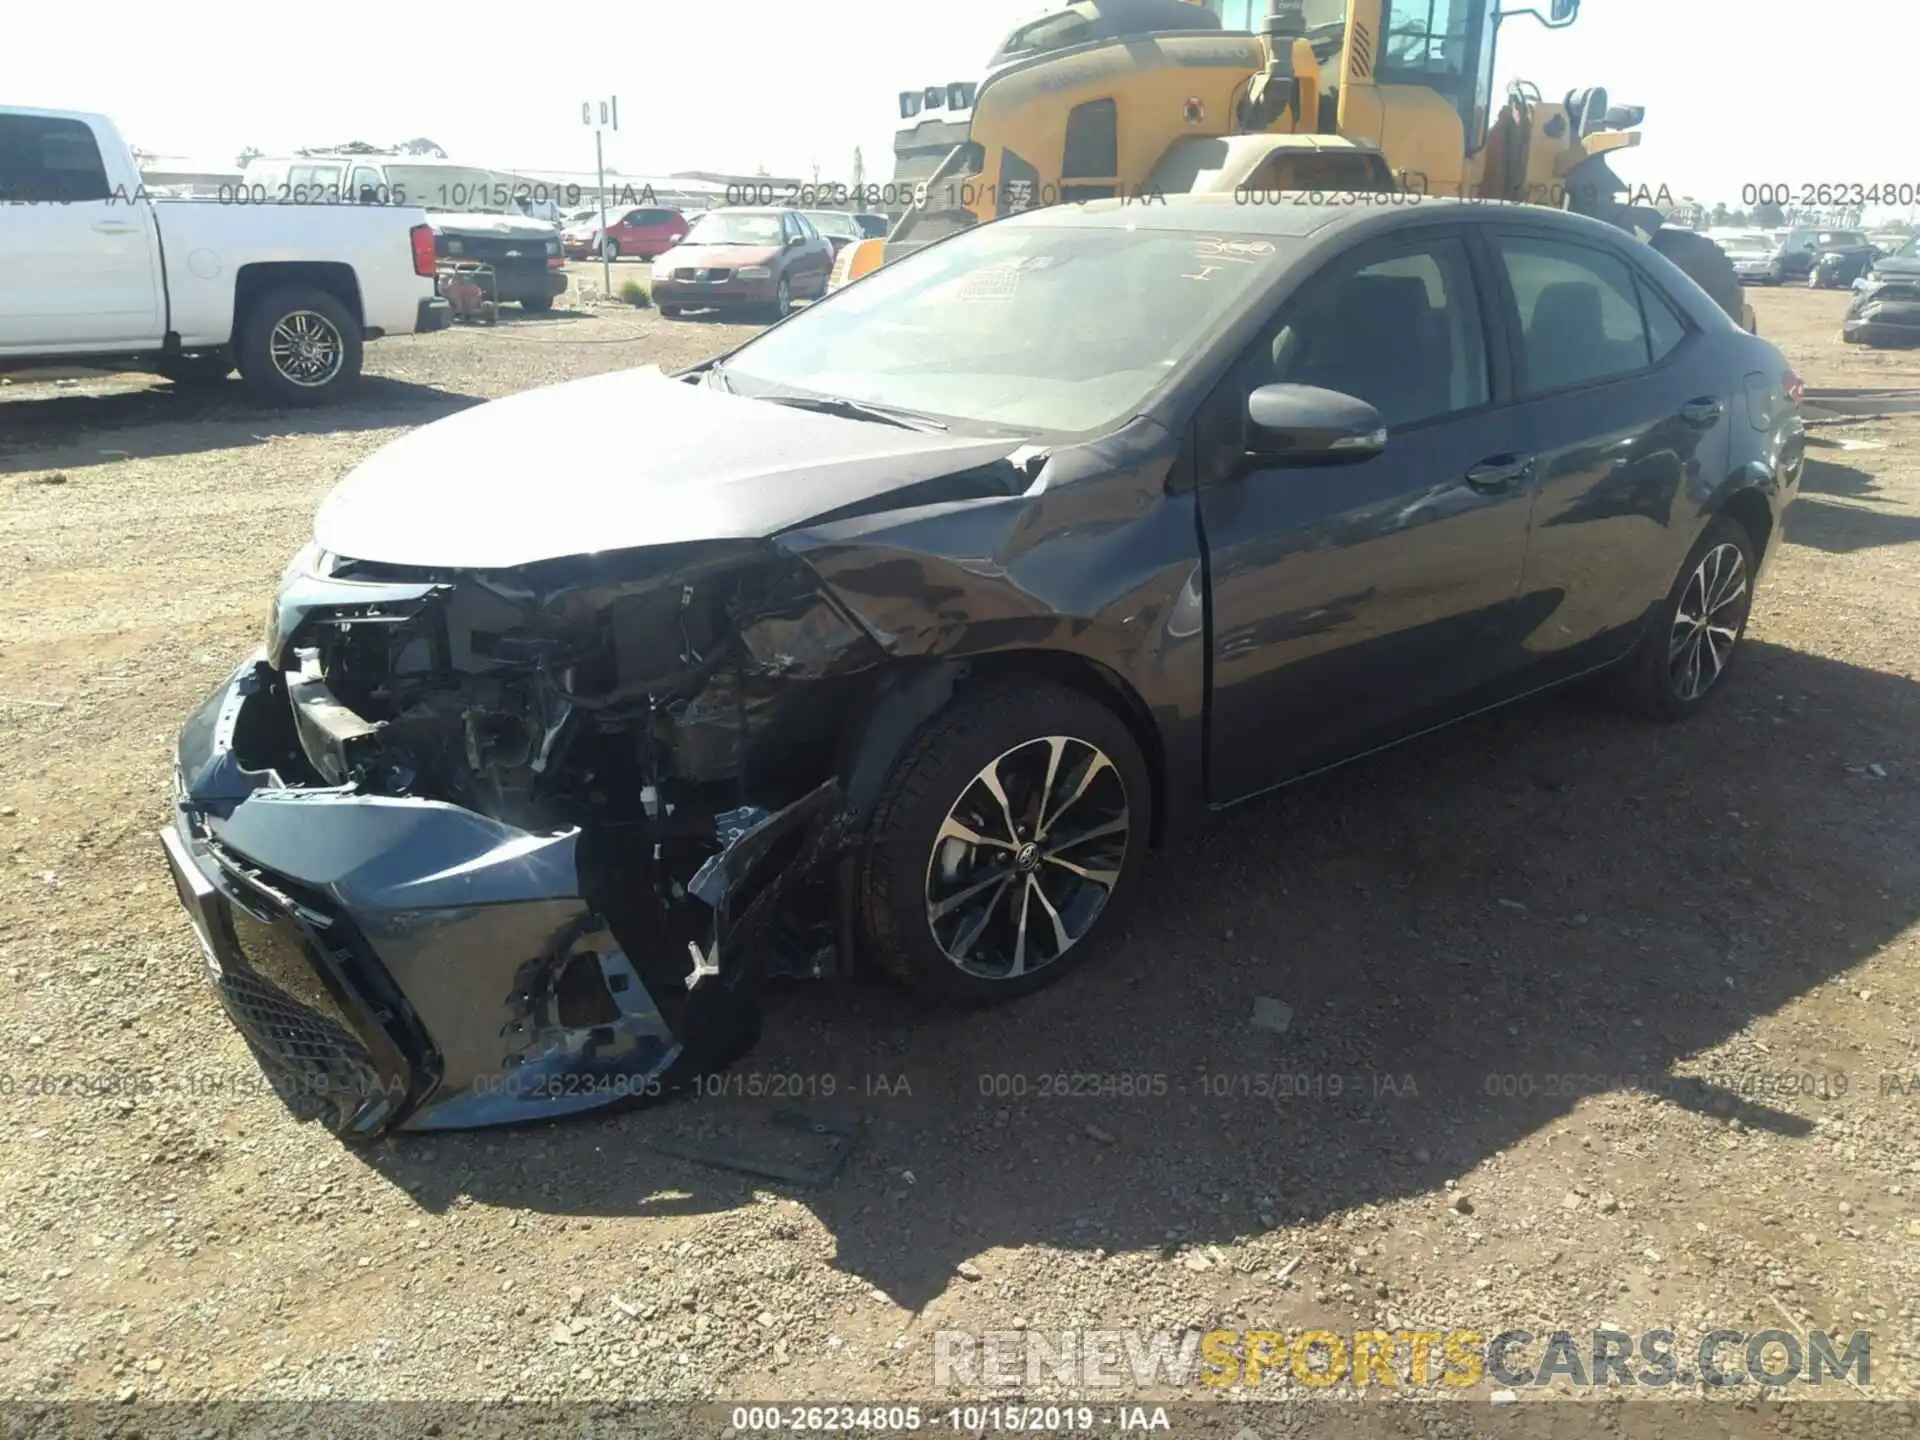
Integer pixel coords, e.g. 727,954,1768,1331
1668,542,1748,701
924,736,1130,981
268,311,345,388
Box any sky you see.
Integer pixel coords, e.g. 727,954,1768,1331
9,0,1914,216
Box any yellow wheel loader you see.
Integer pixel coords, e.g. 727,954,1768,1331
836,0,1753,332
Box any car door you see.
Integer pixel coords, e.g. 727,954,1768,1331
793,213,833,294
1481,225,1732,682
1196,227,1535,803
0,111,163,350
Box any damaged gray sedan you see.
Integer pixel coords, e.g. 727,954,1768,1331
161,195,1802,1137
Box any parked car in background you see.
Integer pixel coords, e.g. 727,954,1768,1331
564,204,689,262
1763,228,1875,286
162,194,1805,1137
801,209,867,257
1,107,448,403
1809,244,1878,290
1845,234,1920,347
1716,230,1779,286
241,155,567,313
650,207,834,319
853,212,891,239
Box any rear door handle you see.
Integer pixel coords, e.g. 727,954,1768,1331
1680,397,1725,428
1464,454,1534,492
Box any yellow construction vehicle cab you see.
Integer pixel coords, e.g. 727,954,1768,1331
835,0,1751,330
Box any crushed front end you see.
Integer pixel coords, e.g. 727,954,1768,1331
1843,278,1920,348
160,539,886,1137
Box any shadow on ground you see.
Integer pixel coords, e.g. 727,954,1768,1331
0,375,483,474
358,640,1918,1311
1784,448,1920,553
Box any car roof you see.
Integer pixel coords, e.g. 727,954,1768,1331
995,193,1630,245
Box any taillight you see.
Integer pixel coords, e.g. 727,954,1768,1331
1784,367,1804,407
409,223,436,278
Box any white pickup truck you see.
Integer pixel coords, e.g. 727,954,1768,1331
0,107,451,404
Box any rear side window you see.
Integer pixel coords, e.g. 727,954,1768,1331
0,114,111,202
1495,234,1652,393
1638,276,1689,364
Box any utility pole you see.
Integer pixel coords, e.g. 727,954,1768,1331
582,96,619,295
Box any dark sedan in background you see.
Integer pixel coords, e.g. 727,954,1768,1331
650,207,835,320
161,195,1804,1138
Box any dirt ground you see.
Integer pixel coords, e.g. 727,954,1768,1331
2,279,1918,1428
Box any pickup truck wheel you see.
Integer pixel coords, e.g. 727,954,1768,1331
858,680,1151,1004
237,287,362,405
520,295,555,314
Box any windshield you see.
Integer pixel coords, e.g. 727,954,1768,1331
1896,236,1920,258
383,166,517,213
718,222,1287,435
686,212,785,246
804,210,862,239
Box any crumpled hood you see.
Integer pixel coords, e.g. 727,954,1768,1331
313,368,1024,569
1869,254,1920,282
429,212,556,240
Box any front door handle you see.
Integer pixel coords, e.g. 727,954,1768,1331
1680,397,1725,428
1464,453,1534,492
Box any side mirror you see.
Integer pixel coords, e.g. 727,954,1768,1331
1245,384,1386,464
1550,0,1578,19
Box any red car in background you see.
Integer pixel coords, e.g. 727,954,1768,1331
561,205,689,261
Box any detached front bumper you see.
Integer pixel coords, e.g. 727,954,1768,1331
159,657,838,1139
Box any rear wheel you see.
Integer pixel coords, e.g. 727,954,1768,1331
521,294,555,314
1612,516,1757,722
235,286,362,406
1650,228,1744,325
858,680,1150,1004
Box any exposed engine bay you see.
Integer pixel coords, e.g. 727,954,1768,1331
270,539,895,997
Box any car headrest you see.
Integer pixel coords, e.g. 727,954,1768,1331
1528,281,1603,348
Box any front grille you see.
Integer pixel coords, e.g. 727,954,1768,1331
674,267,731,282
214,964,384,1131
439,235,553,272
212,872,398,1135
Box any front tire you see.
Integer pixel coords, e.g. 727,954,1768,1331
235,286,362,406
1613,516,1757,722
602,238,621,262
858,680,1151,1004
767,275,792,322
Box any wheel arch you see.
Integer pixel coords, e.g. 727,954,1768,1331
1707,483,1775,569
839,649,1169,850
232,262,365,342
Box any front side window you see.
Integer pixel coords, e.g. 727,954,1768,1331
1497,233,1653,393
0,114,110,202
719,223,1291,435
1251,234,1489,430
